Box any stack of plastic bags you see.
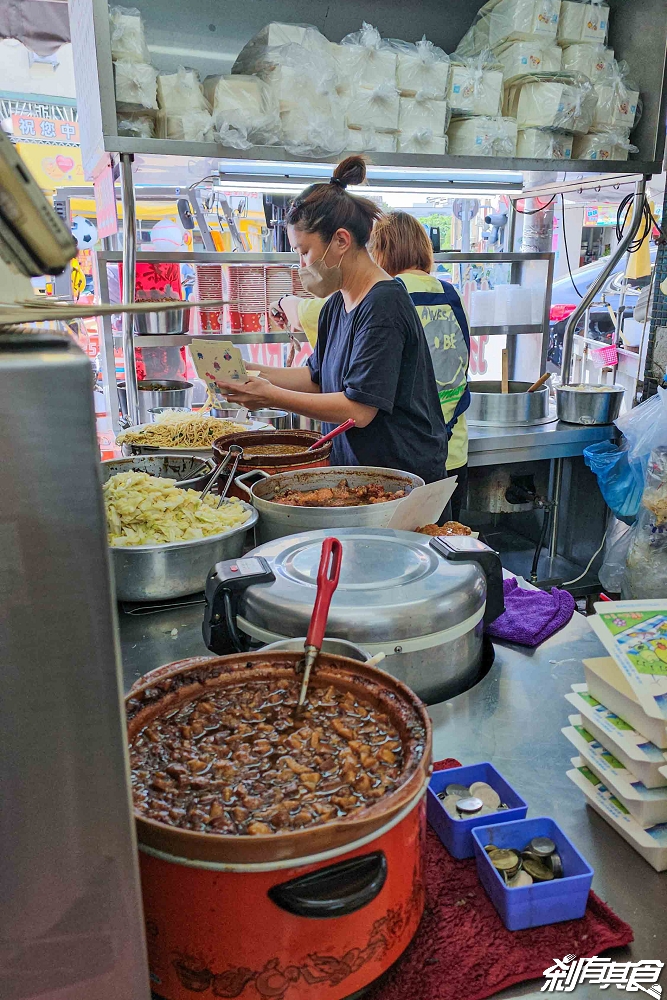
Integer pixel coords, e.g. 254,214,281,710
110,6,157,136
156,67,214,142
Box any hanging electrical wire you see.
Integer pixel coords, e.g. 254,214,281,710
511,194,556,215
558,193,583,298
616,192,667,252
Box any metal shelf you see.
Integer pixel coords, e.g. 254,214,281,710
470,324,542,337
113,332,305,347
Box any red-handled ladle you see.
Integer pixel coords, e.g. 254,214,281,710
307,418,356,451
296,536,343,714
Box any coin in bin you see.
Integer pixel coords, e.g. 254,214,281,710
528,836,556,857
548,852,564,878
445,783,471,799
489,849,520,871
469,781,501,811
456,796,484,816
507,870,534,888
484,844,499,854
523,856,554,882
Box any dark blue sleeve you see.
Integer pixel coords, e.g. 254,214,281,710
343,313,406,414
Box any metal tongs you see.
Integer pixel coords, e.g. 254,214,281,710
295,536,343,716
176,444,244,507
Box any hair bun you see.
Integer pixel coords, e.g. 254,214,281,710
332,155,367,190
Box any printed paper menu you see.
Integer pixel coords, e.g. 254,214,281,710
590,602,667,722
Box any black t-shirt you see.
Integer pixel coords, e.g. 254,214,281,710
307,279,448,483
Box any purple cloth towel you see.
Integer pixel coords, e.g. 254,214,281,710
486,577,576,647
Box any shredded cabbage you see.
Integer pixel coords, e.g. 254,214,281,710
104,471,251,546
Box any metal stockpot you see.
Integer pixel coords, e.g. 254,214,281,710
234,466,425,543
118,379,193,424
468,381,552,426
555,384,625,425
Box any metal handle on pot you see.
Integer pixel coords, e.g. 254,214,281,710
234,468,271,498
429,536,505,625
268,851,387,919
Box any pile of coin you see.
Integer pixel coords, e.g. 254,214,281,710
484,836,564,888
437,780,509,820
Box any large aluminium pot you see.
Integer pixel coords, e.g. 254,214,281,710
468,380,553,426
555,384,625,425
234,466,424,543
126,652,431,1000
204,528,504,703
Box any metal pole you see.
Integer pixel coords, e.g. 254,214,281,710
461,203,471,252
548,457,563,560
507,204,517,253
561,176,647,385
120,152,139,425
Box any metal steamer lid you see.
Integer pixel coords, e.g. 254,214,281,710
239,528,486,645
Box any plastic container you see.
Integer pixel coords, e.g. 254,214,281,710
427,762,527,859
471,816,594,930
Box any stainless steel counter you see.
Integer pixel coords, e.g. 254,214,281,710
118,605,667,997
468,415,616,467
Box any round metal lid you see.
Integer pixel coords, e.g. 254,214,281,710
240,528,486,643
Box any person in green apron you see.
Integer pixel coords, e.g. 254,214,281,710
272,210,471,518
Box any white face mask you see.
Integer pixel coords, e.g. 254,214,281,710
298,237,347,297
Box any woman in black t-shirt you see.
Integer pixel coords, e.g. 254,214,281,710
215,156,448,484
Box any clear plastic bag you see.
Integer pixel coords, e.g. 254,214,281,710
203,75,279,148
346,82,400,133
397,130,449,155
398,94,451,136
504,72,598,133
231,23,331,77
456,0,561,57
157,110,215,142
591,59,641,133
114,60,158,110
516,128,573,159
623,447,667,598
109,6,150,64
599,516,633,594
346,128,397,153
274,46,347,155
338,22,398,92
494,39,562,84
583,440,643,522
572,129,637,161
390,36,450,97
561,42,615,80
558,0,610,47
116,112,155,137
448,115,518,156
156,67,209,114
448,52,504,116
615,388,667,486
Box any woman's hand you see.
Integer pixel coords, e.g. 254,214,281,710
215,376,280,409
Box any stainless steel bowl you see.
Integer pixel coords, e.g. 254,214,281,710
101,453,214,489
211,406,244,420
249,408,291,429
109,511,258,602
291,413,323,434
262,637,371,661
118,380,193,424
468,380,552,426
556,384,625,425
134,308,191,336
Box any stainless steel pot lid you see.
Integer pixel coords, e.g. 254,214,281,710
240,528,486,643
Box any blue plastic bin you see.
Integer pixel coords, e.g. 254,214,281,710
471,816,594,931
427,762,528,859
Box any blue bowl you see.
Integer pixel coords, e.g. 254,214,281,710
427,762,528,859
472,816,594,931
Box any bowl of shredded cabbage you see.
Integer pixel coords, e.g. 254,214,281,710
104,471,258,601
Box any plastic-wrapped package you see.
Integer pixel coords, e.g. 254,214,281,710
614,386,667,488
456,0,561,57
203,74,279,148
232,23,331,76
504,73,598,132
516,127,573,158
572,130,637,160
114,61,158,110
346,128,397,153
599,517,633,594
558,1,609,46
338,23,398,92
448,116,518,156
109,6,150,63
398,96,450,136
346,83,400,133
280,109,347,157
116,112,155,137
158,110,215,142
561,43,614,80
392,37,450,98
494,40,562,83
591,61,640,132
157,68,209,114
448,57,504,116
397,131,449,155
623,446,667,600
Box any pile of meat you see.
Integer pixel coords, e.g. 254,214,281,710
272,480,407,507
416,521,472,536
131,679,403,836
